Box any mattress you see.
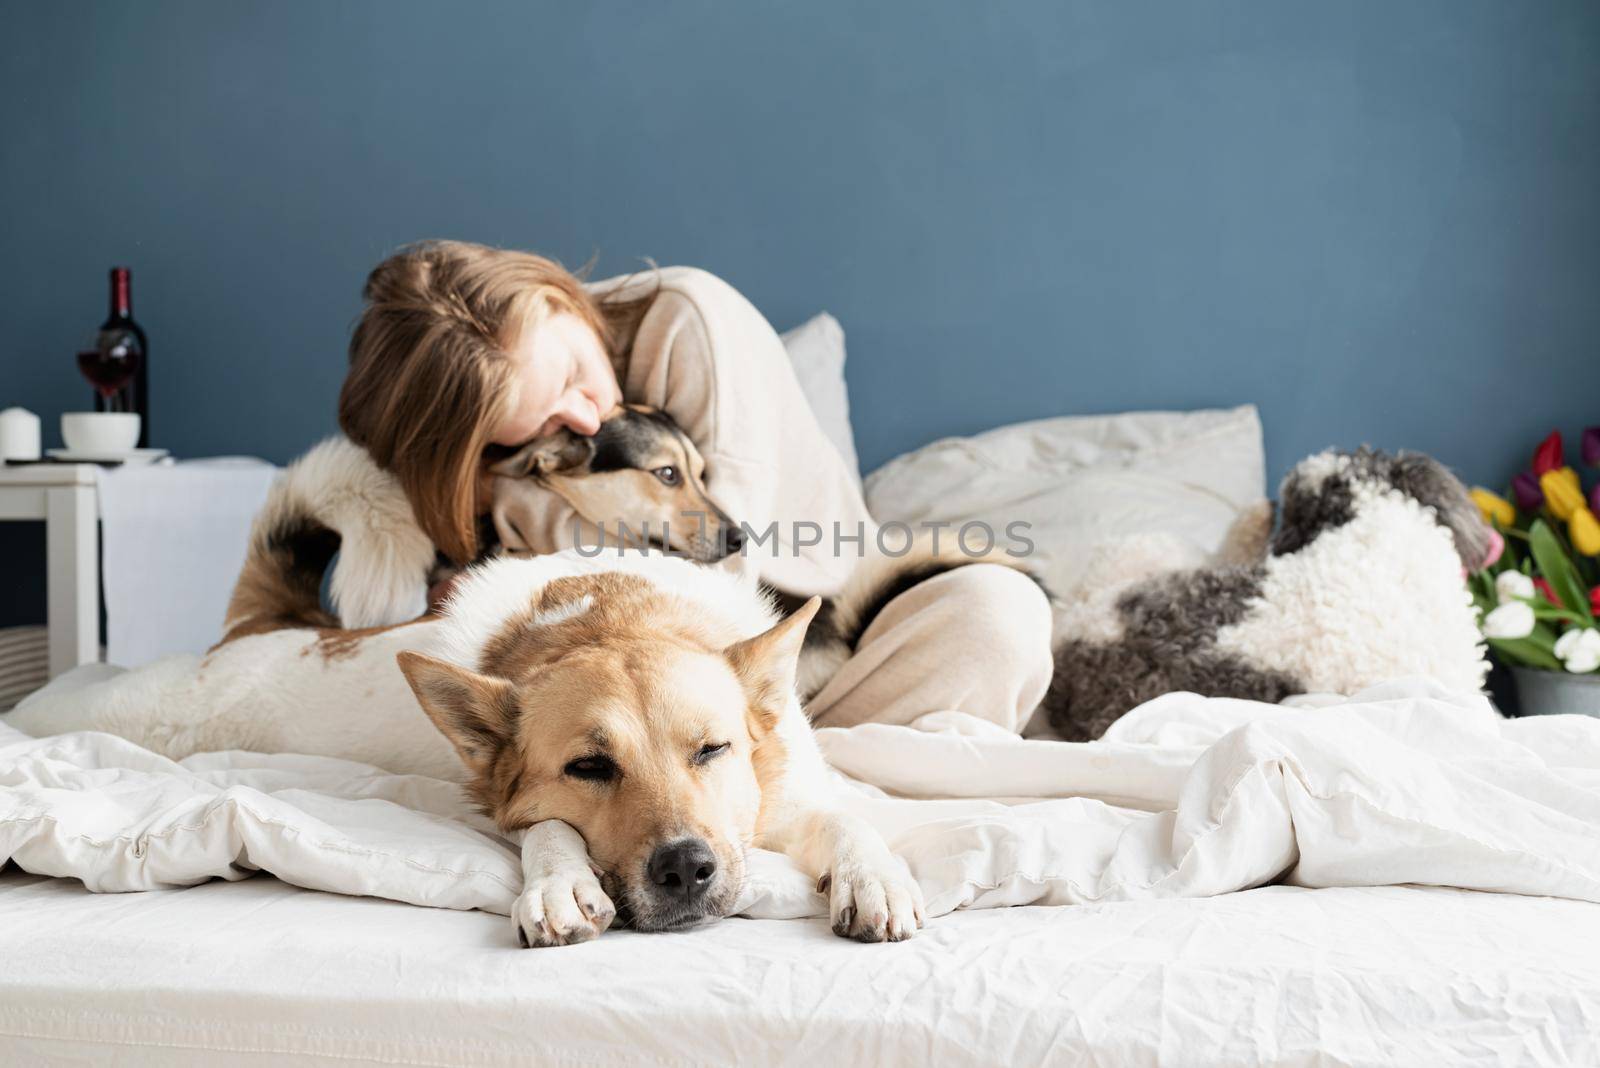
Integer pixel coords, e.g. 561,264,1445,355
2,869,1596,1067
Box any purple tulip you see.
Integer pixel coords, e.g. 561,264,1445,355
1583,426,1600,467
1591,479,1600,517
1512,471,1544,512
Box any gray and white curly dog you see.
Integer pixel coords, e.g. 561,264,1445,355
1042,448,1498,742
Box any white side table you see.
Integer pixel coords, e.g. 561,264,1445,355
0,464,99,677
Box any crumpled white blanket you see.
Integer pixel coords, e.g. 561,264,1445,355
4,677,1600,920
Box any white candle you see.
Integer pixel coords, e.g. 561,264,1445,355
0,407,41,461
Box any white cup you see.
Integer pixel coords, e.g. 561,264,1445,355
61,412,141,454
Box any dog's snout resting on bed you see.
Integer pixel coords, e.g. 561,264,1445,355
397,571,780,937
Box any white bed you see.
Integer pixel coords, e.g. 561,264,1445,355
7,675,1600,1066
3,870,1597,1066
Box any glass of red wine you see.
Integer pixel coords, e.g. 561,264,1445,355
78,345,140,413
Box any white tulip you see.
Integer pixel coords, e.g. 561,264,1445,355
1563,644,1600,674
1495,571,1536,603
1482,601,1536,640
1554,628,1600,674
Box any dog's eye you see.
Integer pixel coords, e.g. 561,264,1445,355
564,756,618,782
653,466,680,486
693,742,730,766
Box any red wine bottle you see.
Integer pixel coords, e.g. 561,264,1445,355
95,267,149,446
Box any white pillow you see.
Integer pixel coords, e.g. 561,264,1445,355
780,313,861,485
863,405,1266,594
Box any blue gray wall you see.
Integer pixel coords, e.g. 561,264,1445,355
3,1,1599,622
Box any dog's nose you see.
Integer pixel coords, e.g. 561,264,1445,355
721,526,744,555
648,839,717,900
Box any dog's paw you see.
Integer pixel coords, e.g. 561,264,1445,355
818,858,925,943
511,864,616,949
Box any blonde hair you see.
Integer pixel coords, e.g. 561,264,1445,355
339,240,638,564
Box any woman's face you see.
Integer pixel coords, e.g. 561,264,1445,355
493,311,621,446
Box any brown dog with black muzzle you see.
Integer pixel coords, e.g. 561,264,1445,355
486,403,744,563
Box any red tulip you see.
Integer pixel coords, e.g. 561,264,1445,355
1533,577,1560,606
1592,585,1600,615
1533,431,1564,475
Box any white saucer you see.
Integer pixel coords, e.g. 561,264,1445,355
47,447,170,466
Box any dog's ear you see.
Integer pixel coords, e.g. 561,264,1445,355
1389,451,1495,569
490,431,595,480
396,651,517,770
724,597,820,732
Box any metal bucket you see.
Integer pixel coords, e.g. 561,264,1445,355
1512,667,1600,718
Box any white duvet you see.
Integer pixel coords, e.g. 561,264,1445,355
5,676,1600,922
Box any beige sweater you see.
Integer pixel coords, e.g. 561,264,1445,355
490,267,874,596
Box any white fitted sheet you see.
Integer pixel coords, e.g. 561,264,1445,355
2,870,1597,1067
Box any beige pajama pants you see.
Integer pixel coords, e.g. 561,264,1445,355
804,563,1056,733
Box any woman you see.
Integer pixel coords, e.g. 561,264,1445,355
337,240,1053,731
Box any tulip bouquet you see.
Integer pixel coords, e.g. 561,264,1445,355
1468,428,1600,675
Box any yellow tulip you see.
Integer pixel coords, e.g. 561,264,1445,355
1541,467,1585,520
1469,487,1514,528
1571,505,1600,557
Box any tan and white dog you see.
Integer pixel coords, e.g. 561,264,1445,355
11,549,925,946
399,551,926,944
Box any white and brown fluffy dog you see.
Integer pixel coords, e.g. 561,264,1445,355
12,549,926,945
